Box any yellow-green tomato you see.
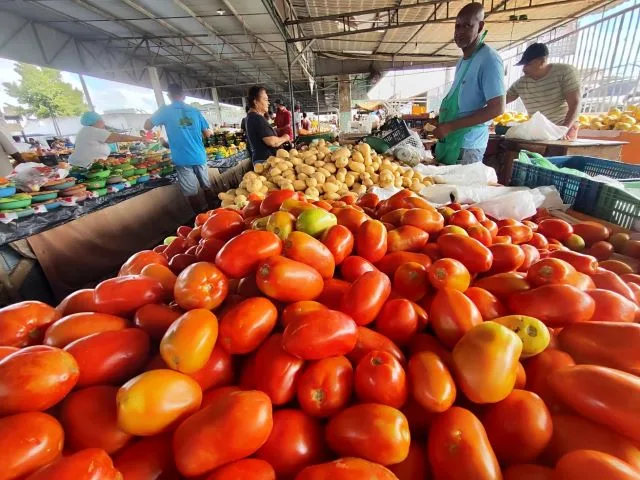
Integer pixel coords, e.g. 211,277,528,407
266,211,295,241
493,315,550,359
164,236,178,245
296,208,337,238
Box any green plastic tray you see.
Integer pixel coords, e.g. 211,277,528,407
30,191,58,203
92,187,108,197
86,169,111,179
86,179,107,190
133,167,148,175
363,136,391,154
0,198,32,210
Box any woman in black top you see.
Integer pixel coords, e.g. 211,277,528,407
245,86,290,165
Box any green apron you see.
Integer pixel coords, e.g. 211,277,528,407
435,31,488,165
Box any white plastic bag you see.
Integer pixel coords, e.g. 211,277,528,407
505,112,568,141
414,162,498,185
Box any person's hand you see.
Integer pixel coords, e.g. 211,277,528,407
433,123,453,140
283,134,291,142
562,123,578,141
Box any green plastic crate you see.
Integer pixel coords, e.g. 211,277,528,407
593,181,640,230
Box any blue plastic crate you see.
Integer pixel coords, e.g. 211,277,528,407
510,155,640,216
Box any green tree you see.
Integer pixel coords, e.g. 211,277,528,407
3,63,87,119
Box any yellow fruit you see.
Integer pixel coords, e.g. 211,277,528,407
608,106,622,116
493,315,550,358
620,114,636,125
630,124,640,133
615,122,632,131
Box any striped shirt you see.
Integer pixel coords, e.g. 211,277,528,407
507,64,581,125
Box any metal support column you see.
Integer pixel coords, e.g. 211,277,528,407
211,87,222,126
147,67,165,109
316,85,320,119
241,97,247,111
78,74,95,112
338,74,352,133
285,43,296,138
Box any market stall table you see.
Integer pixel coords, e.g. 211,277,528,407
492,136,626,185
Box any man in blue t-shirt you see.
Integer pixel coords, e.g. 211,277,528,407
145,83,214,212
433,3,506,164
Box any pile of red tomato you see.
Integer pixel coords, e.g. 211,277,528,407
1,188,640,480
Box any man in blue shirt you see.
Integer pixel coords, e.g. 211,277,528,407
434,3,506,164
145,83,214,212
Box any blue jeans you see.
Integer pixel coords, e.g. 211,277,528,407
459,148,486,164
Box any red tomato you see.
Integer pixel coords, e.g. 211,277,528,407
201,209,245,241
422,242,442,261
401,208,445,234
133,303,182,341
281,301,328,328
374,299,418,346
340,270,391,326
591,268,636,302
316,278,350,310
56,289,97,316
388,442,428,480
354,350,408,408
526,258,577,286
387,225,429,252
356,220,388,263
340,255,376,282
173,262,229,311
60,385,132,453
260,190,298,215
168,253,198,274
430,287,482,348
524,348,575,414
468,224,493,246
215,230,282,278
0,412,64,479
195,237,226,263
218,297,277,354
140,263,177,292
256,255,324,302
284,231,336,278
572,221,610,246
465,287,507,320
519,244,541,272
408,351,456,413
482,218,499,238
428,258,471,291
508,284,596,327
207,459,275,480
0,301,59,347
544,413,640,470
282,309,357,360
554,450,640,480
348,326,406,366
255,409,326,479
393,262,429,301
503,464,553,480
163,237,189,259
297,356,353,418
588,241,615,261
437,234,493,273
173,389,273,477
242,334,305,405
473,272,531,299
25,448,120,480
160,309,218,374
43,312,128,348
0,345,79,416
548,365,640,443
529,232,550,250
449,209,479,229
114,432,178,480
326,403,410,465
65,328,150,387
184,344,234,392
119,250,168,276
94,275,165,317
321,225,354,265
588,289,638,322
488,243,525,274
409,333,453,369
428,407,501,480
335,206,368,233
0,346,17,360
375,251,432,277
380,208,408,227
296,458,398,480
497,225,534,245
357,192,380,209
481,389,552,465
537,218,574,241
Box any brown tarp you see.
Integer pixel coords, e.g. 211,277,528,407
27,184,192,301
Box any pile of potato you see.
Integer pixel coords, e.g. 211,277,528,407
218,140,434,208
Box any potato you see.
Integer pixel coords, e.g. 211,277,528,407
254,163,265,174
335,157,349,168
221,198,235,207
289,149,299,157
317,152,326,160
410,179,423,192
259,175,267,182
282,161,294,170
298,172,309,180
291,157,302,166
351,151,364,163
270,167,282,177
336,171,346,183
402,169,414,179
312,172,326,184
314,161,325,168
281,183,295,191
357,143,371,159
271,175,284,185
264,181,277,190
348,161,365,174
353,183,367,195
218,191,234,201
327,175,337,183
337,187,350,197
371,173,379,184
235,188,249,197
266,156,278,164
324,163,336,174
402,177,412,188
323,182,340,194
299,164,316,175
276,149,289,159
365,166,375,175
305,186,320,198
331,147,350,162
394,178,403,188
246,178,263,193
362,178,374,187
304,156,317,165
344,172,356,187
317,167,331,177
323,192,340,201
305,177,318,188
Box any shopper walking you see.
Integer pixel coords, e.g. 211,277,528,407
144,83,215,213
433,2,506,165
245,86,290,165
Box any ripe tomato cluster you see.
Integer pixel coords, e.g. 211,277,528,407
0,188,639,479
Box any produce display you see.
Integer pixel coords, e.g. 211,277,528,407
493,112,531,126
579,105,640,131
1,188,640,479
218,141,434,208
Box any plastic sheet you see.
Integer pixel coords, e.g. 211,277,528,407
207,150,249,173
505,112,568,141
414,162,498,185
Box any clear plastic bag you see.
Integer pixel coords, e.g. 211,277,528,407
505,112,568,141
9,163,69,192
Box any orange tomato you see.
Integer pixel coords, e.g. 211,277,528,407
453,322,522,404
321,225,354,265
133,303,182,341
354,350,408,408
388,442,428,480
201,209,245,241
448,209,479,229
297,356,353,418
186,344,234,392
401,208,445,233
94,275,165,317
503,464,553,480
356,219,388,263
160,309,218,374
116,369,202,436
207,459,276,480
468,224,493,246
43,312,128,348
348,326,406,366
591,267,637,302
296,457,398,480
25,448,120,480
218,297,277,354
140,263,177,293
428,258,471,291
256,255,324,302
0,301,59,347
260,190,298,215
588,241,615,261
55,288,97,316
284,231,336,279
437,233,493,273
473,272,531,299
464,286,507,320
374,299,418,347
554,450,640,480
497,224,534,245
119,250,168,276
524,348,575,414
409,333,453,369
488,243,526,274
528,232,550,250
60,385,132,453
537,218,574,242
0,345,79,416
281,301,328,328
428,407,501,480
587,289,638,322
173,262,228,310
600,259,635,275
572,220,610,246
375,251,432,277
408,351,456,413
215,230,283,278
340,270,391,326
326,403,410,465
481,389,552,464
0,345,17,360
113,432,178,480
526,258,577,286
0,412,64,479
429,287,482,348
393,262,429,301
387,225,429,252
335,206,368,233
173,389,273,477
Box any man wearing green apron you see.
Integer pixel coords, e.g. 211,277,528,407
434,3,506,165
